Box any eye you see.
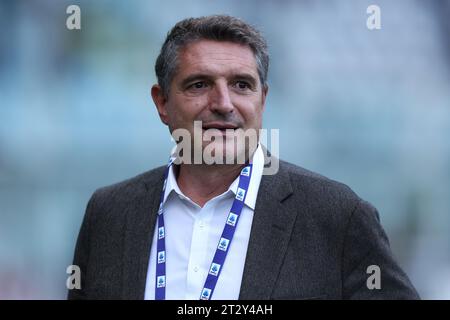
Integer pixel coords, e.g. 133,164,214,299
234,81,251,90
189,81,207,89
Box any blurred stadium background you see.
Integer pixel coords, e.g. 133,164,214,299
0,0,449,299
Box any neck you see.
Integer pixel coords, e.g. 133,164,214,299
176,163,245,207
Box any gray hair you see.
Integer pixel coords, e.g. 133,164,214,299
155,15,269,98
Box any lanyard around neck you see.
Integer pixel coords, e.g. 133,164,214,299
155,160,253,300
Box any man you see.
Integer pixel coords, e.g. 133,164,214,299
68,15,419,300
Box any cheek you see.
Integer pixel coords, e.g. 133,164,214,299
188,101,212,122
239,100,264,124
168,98,201,125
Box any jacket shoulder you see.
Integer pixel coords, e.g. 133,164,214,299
90,165,166,205
277,159,368,215
280,160,359,198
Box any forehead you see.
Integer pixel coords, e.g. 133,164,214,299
175,40,258,79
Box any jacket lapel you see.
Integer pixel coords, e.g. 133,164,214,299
121,169,165,299
239,159,296,299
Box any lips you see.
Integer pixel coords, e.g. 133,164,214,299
202,122,238,131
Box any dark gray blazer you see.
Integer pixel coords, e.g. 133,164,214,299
68,158,419,300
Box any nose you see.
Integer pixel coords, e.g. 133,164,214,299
208,82,234,114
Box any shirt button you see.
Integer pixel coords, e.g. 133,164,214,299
194,266,199,272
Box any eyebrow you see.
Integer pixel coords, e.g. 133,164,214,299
179,74,210,88
179,72,259,88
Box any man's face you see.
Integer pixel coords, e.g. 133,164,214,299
153,39,267,163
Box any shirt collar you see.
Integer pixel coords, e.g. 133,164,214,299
163,144,265,210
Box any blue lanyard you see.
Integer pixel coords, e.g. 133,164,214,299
155,160,253,300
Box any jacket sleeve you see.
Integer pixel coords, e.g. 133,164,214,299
67,192,97,300
341,199,420,299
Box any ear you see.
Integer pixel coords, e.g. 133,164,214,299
151,84,169,125
261,84,268,112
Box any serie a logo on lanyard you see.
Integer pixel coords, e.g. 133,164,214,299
155,161,253,300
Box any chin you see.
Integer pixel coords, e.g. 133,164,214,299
201,140,249,165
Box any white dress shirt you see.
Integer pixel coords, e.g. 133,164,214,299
144,144,264,300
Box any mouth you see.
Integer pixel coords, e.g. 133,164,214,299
202,122,239,132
